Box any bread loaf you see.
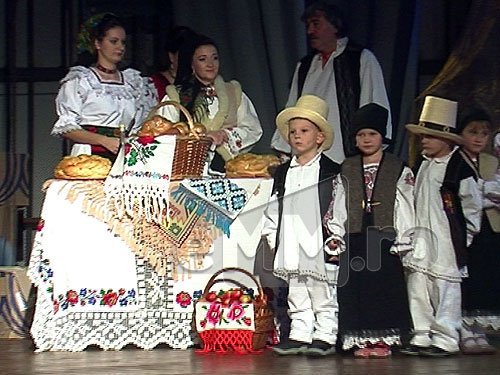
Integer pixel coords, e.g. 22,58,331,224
225,153,280,178
54,154,112,179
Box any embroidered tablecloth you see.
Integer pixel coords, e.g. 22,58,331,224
28,178,273,351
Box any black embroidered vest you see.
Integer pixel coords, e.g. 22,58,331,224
297,42,362,157
271,154,341,262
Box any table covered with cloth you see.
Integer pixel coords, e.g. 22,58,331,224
27,177,272,352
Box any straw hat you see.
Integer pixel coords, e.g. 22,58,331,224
405,96,463,144
276,95,334,150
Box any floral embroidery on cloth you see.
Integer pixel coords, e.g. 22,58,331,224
105,134,176,224
195,301,255,331
36,249,137,315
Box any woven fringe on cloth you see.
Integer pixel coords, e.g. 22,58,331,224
46,179,216,280
341,328,402,350
105,134,176,225
171,178,248,237
463,311,500,330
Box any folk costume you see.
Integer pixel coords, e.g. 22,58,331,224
325,104,414,352
159,75,262,173
456,108,500,354
51,66,157,159
271,37,391,163
262,95,340,351
404,96,482,354
157,33,262,174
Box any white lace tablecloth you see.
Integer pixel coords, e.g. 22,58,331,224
28,178,273,351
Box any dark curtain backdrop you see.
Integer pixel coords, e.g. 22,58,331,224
171,0,420,157
408,0,500,166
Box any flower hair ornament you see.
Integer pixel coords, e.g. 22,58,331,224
76,13,113,55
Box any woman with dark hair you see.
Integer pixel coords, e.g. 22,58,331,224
150,26,195,100
51,13,157,161
157,33,263,174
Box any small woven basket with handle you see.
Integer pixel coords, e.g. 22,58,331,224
143,101,212,180
193,267,276,353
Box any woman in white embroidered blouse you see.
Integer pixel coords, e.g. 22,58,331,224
51,13,157,160
156,33,263,174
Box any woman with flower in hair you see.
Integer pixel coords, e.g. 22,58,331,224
156,33,263,174
51,13,157,161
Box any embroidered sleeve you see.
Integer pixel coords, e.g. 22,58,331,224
459,176,482,246
324,174,347,255
390,166,415,254
261,191,279,251
221,92,263,157
51,71,85,136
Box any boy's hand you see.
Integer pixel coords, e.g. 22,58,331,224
327,255,339,262
326,239,338,250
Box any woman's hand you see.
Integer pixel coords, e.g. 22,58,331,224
100,136,120,154
206,130,228,146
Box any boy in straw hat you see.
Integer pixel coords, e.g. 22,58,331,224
324,103,415,358
262,94,340,356
402,96,482,356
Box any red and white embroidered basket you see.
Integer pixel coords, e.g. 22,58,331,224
193,267,276,354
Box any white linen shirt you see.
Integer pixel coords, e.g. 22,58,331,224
402,148,482,282
271,37,391,164
262,152,334,282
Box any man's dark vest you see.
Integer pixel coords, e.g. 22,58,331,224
416,149,477,268
297,42,362,157
271,154,341,262
341,153,403,234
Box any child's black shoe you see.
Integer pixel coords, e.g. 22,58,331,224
272,339,308,355
305,340,336,356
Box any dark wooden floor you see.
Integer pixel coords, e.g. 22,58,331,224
3,338,500,375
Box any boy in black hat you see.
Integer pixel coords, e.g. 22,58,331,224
325,103,414,358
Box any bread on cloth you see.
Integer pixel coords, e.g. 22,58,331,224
54,154,112,179
225,153,280,178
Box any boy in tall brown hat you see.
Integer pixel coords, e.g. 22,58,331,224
402,96,482,356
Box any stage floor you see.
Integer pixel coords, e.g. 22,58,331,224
2,338,500,375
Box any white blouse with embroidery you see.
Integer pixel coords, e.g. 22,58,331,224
51,66,157,155
324,162,416,256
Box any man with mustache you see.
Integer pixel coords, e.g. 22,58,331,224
271,1,391,164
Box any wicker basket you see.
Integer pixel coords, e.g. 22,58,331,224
143,101,212,180
194,267,276,353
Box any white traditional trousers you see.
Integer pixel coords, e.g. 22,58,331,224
407,271,461,352
287,276,338,345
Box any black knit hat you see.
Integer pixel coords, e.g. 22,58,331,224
457,106,492,134
351,103,388,138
